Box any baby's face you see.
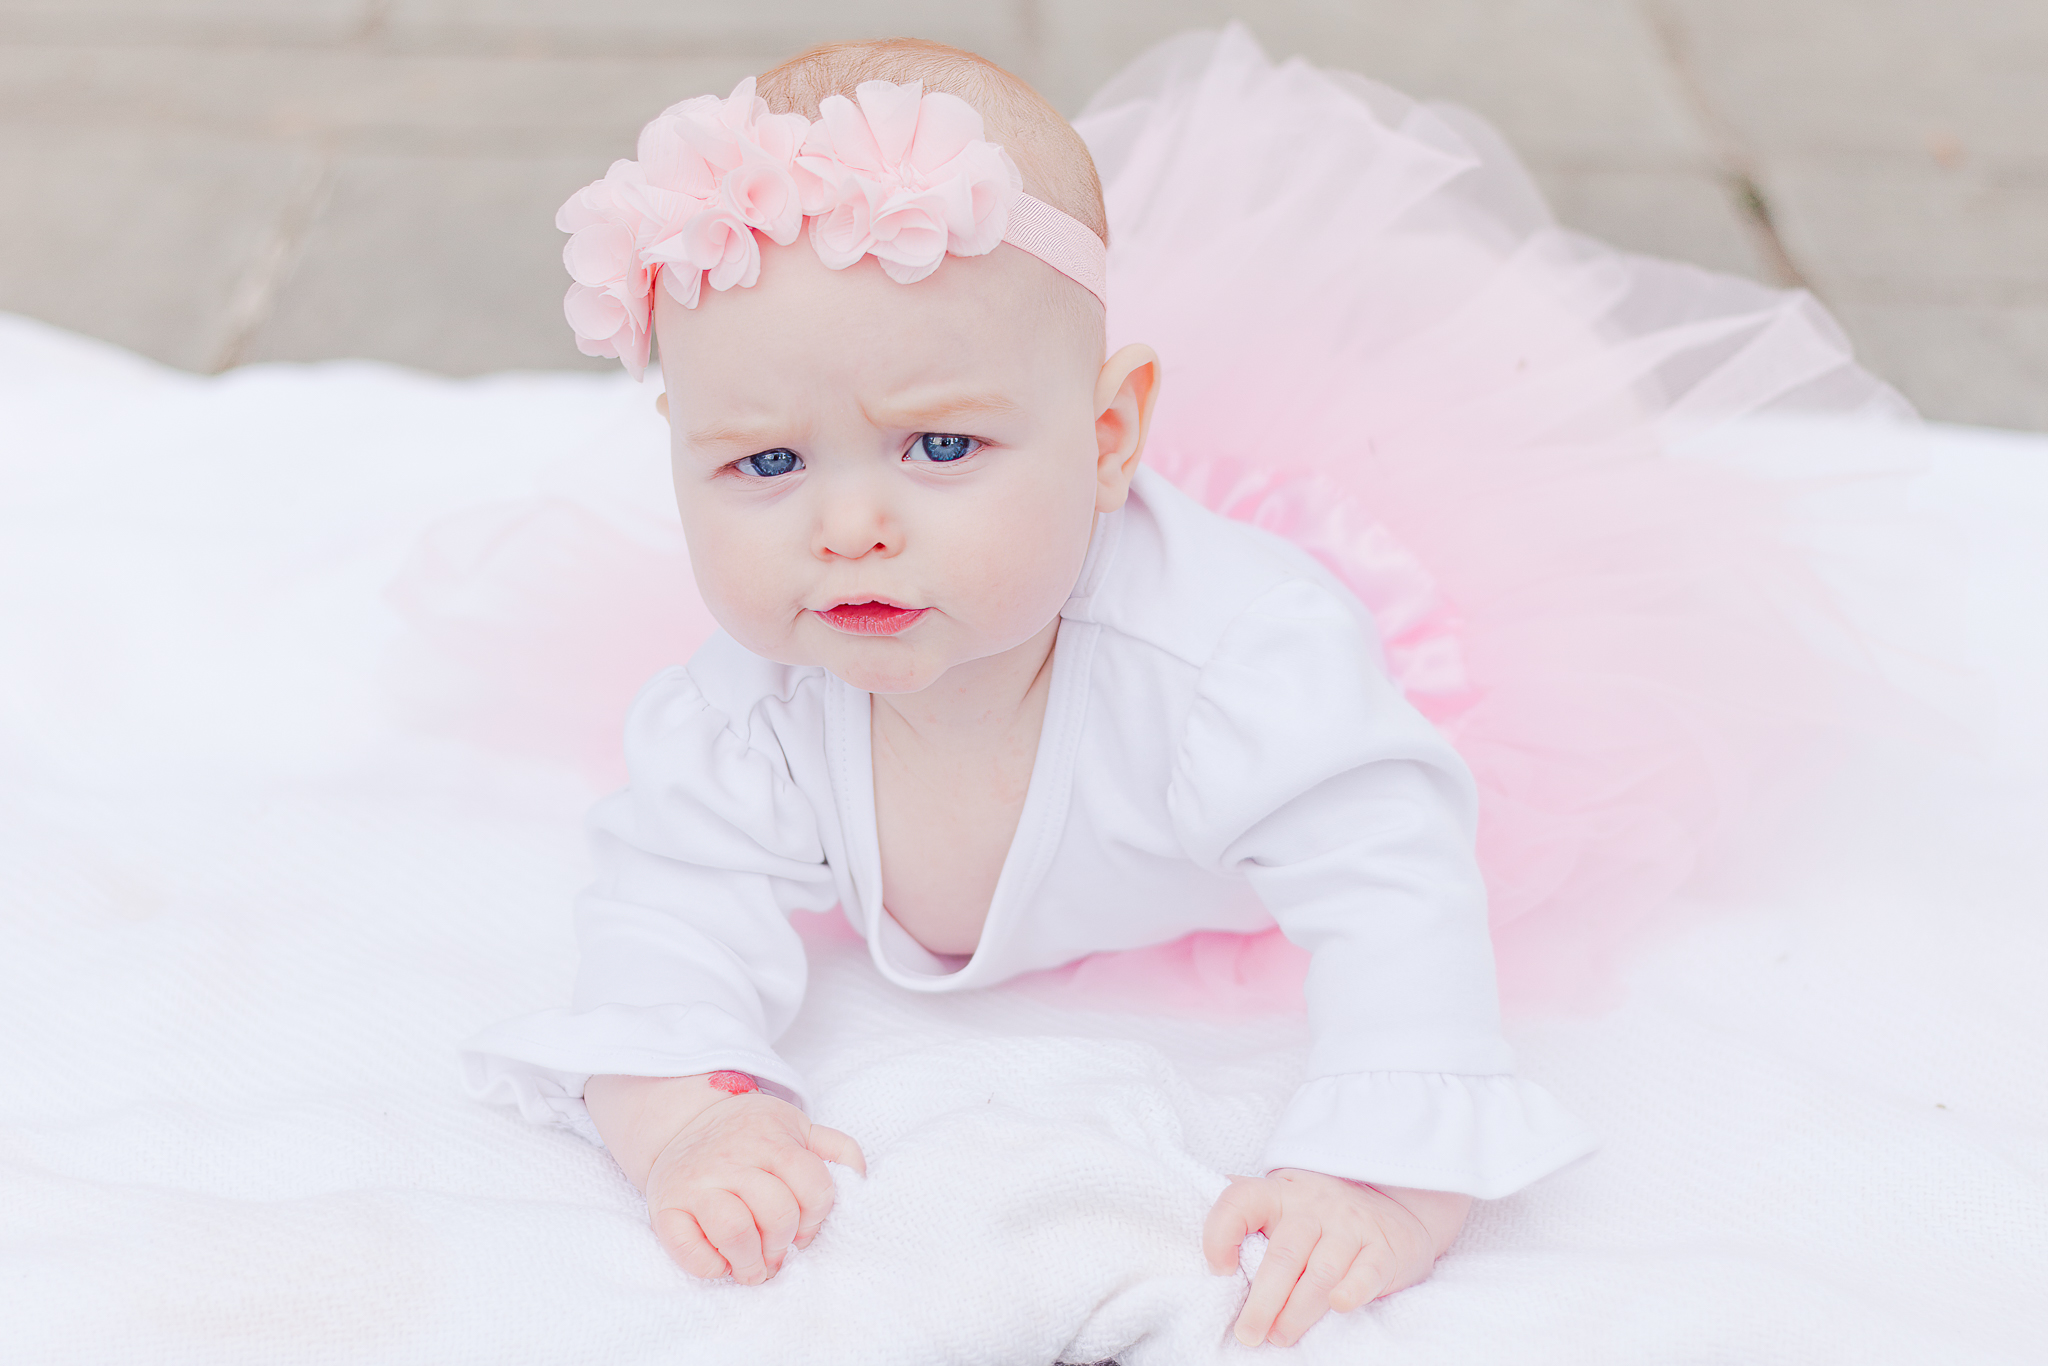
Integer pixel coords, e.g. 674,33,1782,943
658,240,1128,694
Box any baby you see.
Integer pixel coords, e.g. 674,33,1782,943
467,38,1594,1349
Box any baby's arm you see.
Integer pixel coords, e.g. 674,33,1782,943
586,1073,866,1284
1204,1171,1469,1347
1170,582,1594,1344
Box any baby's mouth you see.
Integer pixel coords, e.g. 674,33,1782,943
817,601,928,636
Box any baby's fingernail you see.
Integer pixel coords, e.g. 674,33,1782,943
1234,1325,1260,1347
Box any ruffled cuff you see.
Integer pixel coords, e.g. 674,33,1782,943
1259,1071,1599,1198
459,1002,809,1146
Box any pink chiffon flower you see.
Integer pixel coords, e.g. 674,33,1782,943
649,207,761,294
801,162,879,270
560,279,652,374
795,80,1021,282
636,80,807,306
720,149,805,246
867,188,950,284
556,165,657,373
553,77,808,372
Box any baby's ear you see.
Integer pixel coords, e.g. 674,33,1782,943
1093,344,1160,514
655,391,670,421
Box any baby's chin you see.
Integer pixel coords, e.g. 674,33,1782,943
721,600,1070,695
724,617,955,695
824,653,945,695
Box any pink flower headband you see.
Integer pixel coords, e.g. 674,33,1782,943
558,76,1109,378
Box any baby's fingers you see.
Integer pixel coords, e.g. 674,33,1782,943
1327,1244,1400,1314
693,1187,770,1285
1268,1237,1362,1346
727,1169,804,1278
764,1144,839,1251
1203,1176,1280,1274
1234,1216,1319,1347
805,1123,866,1176
650,1207,729,1280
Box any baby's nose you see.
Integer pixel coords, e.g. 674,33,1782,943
812,484,902,561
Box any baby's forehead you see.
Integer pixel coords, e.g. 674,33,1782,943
656,239,1093,405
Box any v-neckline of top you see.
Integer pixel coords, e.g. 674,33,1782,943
830,614,1098,989
824,501,1126,990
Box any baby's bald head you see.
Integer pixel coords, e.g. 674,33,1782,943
757,37,1108,247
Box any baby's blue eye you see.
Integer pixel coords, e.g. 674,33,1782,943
911,433,981,464
736,449,803,478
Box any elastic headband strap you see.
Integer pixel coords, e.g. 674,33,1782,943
1004,195,1108,309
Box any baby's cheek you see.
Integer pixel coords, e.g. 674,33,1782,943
951,487,1095,627
986,556,1074,633
685,530,804,657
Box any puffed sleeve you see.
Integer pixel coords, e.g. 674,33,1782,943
460,657,841,1142
1169,580,1598,1197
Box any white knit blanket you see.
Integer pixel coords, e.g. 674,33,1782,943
3,317,2043,1365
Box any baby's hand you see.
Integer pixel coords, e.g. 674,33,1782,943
1203,1170,1471,1348
585,1073,865,1285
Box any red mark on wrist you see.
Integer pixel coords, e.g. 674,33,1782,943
707,1070,758,1096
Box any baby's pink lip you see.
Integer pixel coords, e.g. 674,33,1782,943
817,601,928,636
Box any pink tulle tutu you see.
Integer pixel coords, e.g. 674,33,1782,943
390,27,1918,1015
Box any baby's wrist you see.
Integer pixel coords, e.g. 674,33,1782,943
1361,1183,1473,1260
583,1071,762,1190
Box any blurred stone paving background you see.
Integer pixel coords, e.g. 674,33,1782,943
0,0,2041,429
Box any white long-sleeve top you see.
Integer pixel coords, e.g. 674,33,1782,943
463,467,1597,1197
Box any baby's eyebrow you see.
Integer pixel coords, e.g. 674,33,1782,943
682,393,1019,451
685,420,792,451
861,392,1023,429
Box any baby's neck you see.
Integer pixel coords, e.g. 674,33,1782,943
870,616,1061,740
868,615,1061,959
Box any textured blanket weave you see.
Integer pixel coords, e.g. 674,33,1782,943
2,318,2043,1364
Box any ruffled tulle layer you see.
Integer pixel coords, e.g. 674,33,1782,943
391,26,1924,1014
1057,27,1917,1009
